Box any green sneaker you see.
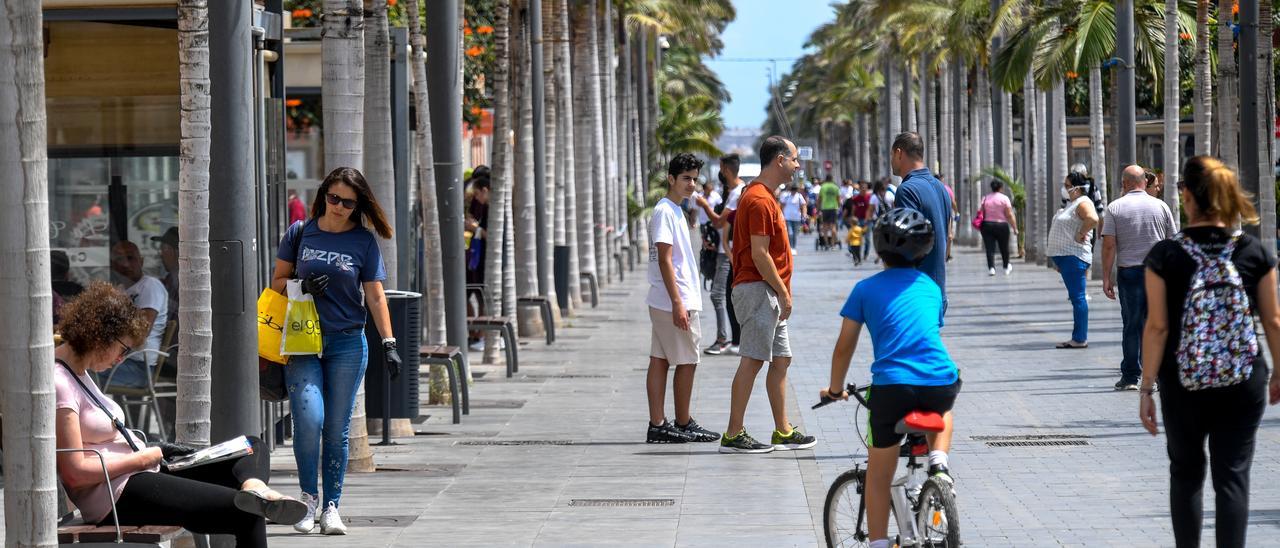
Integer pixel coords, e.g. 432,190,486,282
771,426,817,450
718,430,774,454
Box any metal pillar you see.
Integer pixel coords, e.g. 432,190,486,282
425,0,467,359
1117,0,1137,165
1238,0,1267,245
391,28,413,289
209,0,260,442
530,0,550,297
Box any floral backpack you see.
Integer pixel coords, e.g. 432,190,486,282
1174,231,1258,390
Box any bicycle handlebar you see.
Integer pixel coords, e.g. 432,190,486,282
812,383,869,409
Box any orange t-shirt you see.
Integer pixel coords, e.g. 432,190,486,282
732,182,793,290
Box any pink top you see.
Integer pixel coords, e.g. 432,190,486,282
54,363,158,524
980,192,1013,223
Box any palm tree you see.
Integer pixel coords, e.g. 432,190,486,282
176,0,213,447
654,94,724,159
1162,0,1181,221
510,0,542,332
0,1,56,543
484,0,512,364
571,0,598,295
554,0,582,309
364,0,397,288
580,0,609,288
1194,0,1212,154
1214,1,1237,169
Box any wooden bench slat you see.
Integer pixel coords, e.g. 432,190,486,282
77,525,140,542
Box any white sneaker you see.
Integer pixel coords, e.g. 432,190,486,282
1004,264,1013,275
727,345,739,356
292,492,318,534
988,268,996,276
319,501,347,535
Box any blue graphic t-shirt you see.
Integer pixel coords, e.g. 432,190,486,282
839,268,958,386
278,220,386,334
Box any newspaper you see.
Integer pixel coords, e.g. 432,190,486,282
164,435,254,471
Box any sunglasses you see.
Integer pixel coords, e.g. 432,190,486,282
326,193,358,210
114,337,132,363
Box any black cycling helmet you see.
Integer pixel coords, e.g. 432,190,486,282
873,207,935,264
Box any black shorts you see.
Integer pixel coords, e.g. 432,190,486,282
821,210,839,225
866,380,962,449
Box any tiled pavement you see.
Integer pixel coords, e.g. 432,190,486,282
264,232,1280,546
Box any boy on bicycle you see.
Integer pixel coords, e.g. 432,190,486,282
820,208,961,548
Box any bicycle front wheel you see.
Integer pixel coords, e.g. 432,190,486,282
915,477,960,547
823,468,871,548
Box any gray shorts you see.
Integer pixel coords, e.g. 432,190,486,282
731,281,791,362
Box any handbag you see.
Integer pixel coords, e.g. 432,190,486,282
280,279,323,355
971,197,986,230
257,220,308,401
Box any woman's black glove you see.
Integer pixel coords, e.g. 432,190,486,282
150,441,199,459
300,273,330,296
383,339,402,381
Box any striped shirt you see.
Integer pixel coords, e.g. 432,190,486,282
1100,190,1176,267
1046,196,1094,263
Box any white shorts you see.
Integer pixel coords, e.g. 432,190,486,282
649,307,701,365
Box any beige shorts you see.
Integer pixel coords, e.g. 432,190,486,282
649,307,701,365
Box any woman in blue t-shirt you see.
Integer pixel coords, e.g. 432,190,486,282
271,167,400,535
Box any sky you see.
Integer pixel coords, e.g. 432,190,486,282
705,0,838,131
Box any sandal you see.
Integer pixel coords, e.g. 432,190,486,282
234,486,309,525
1055,341,1088,349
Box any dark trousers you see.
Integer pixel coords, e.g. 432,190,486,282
1161,365,1267,547
979,221,1011,269
108,436,271,548
725,262,741,345
1117,266,1147,383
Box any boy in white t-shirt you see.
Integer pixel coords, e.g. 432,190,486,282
646,153,722,444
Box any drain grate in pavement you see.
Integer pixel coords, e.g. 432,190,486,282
375,464,465,477
341,515,418,527
469,399,526,409
971,434,1092,441
569,498,675,508
986,440,1090,447
455,440,576,446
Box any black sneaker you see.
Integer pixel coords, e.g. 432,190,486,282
1114,380,1139,391
647,420,694,444
703,341,729,355
771,426,818,450
928,463,954,484
718,430,774,454
674,419,721,442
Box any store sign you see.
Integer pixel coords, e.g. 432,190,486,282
798,146,814,161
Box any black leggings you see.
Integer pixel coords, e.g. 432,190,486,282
1160,366,1267,547
725,262,741,345
107,436,270,548
979,221,1011,269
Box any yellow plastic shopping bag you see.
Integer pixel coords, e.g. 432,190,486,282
280,279,323,356
256,288,289,364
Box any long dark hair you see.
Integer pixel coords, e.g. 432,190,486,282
310,167,394,239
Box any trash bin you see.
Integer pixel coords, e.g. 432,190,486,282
365,290,421,419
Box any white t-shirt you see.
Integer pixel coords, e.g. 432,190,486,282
779,191,806,222
869,192,895,217
697,189,721,226
840,184,856,201
125,275,168,352
647,198,702,312
719,184,743,255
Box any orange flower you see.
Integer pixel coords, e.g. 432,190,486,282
1180,32,1192,41
466,45,485,57
1232,2,1239,15
1066,71,1078,79
286,99,303,107
387,0,396,5
464,26,473,36
293,8,313,19
471,106,482,116
476,25,494,34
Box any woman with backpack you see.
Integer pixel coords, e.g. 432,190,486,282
1046,172,1100,349
1138,155,1280,547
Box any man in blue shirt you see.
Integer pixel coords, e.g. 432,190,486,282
821,208,961,548
890,132,952,304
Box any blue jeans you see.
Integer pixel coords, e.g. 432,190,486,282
1117,266,1147,383
785,220,802,250
103,355,151,388
286,329,368,508
1051,256,1090,343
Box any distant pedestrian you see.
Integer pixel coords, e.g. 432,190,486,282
1144,170,1164,199
1138,155,1280,547
846,222,864,266
288,192,308,225
1102,164,1177,391
976,180,1017,276
1047,171,1100,349
937,174,957,262
693,154,745,356
645,153,721,444
817,177,842,250
719,135,816,454
891,132,952,302
779,183,807,252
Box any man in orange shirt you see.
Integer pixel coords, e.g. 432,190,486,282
719,136,818,454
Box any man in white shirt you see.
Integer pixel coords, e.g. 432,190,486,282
106,240,169,388
694,154,745,355
646,153,721,444
695,180,721,227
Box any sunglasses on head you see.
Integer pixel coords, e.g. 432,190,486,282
326,193,358,209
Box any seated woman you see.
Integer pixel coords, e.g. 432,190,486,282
54,282,306,548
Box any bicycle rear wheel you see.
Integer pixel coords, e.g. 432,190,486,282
823,468,871,548
914,477,960,547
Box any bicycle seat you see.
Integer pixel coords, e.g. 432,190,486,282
894,410,945,434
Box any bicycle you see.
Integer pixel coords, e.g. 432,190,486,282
813,383,960,548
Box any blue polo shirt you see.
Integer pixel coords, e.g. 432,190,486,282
894,168,951,299
840,268,958,386
278,220,386,334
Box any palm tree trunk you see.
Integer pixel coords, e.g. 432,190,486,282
977,64,995,180
887,55,902,181
572,0,599,283
1215,6,1238,169
1023,72,1041,263
1089,64,1108,278
406,0,446,345
940,61,952,184
483,0,512,364
922,55,936,170
1194,0,1213,155
584,0,609,285
1052,82,1069,261
1034,89,1047,258
0,1,57,542
322,0,373,474
555,0,582,309
598,0,617,283
1162,0,1181,225
503,187,518,319
1254,0,1275,251
511,1,541,319
364,0,397,289
904,59,917,132
543,0,565,317
176,0,213,446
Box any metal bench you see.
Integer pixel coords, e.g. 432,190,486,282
579,272,599,308
57,447,188,547
419,345,469,424
516,296,556,344
612,253,625,281
466,283,491,315
466,316,519,377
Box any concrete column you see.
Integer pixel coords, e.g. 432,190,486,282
1117,0,1137,165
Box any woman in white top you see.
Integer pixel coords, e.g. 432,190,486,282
1046,172,1100,348
778,184,807,250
